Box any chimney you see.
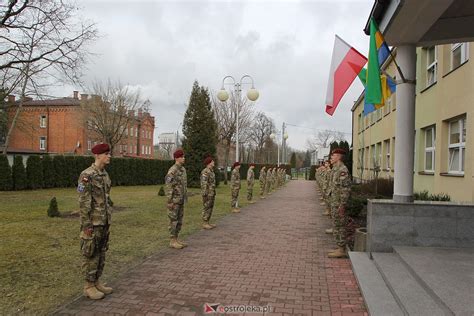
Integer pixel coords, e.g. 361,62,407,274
73,91,79,99
7,95,15,103
81,94,88,100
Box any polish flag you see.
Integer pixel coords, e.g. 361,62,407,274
325,35,367,116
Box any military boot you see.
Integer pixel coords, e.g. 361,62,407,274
202,221,213,230
84,281,105,300
320,202,326,206
325,228,333,234
169,237,184,249
176,236,187,247
328,246,348,258
323,209,330,216
95,280,113,295
231,208,241,213
209,223,217,228
260,196,266,199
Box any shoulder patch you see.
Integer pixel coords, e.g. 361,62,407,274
77,182,86,193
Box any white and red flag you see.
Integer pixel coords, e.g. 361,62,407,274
325,35,367,116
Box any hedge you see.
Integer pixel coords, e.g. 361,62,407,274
1,154,174,191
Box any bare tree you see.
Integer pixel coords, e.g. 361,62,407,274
82,80,149,154
306,129,347,151
248,112,274,163
211,90,254,182
1,0,98,154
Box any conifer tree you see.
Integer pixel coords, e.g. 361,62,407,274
26,155,43,189
182,81,218,187
42,155,56,188
290,152,297,169
47,197,61,217
0,154,12,190
12,155,26,190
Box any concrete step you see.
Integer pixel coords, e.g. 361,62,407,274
349,252,404,316
394,246,474,316
372,253,448,316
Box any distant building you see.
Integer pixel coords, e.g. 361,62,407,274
1,91,155,162
157,132,178,160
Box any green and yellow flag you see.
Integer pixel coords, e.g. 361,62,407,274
365,18,382,104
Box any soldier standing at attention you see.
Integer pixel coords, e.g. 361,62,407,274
78,143,113,300
266,167,273,194
247,164,256,203
230,162,241,213
259,166,267,199
201,156,217,230
328,148,351,258
165,149,188,249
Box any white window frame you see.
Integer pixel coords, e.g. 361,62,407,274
39,136,46,150
385,139,391,170
87,140,92,151
135,128,138,138
40,115,47,128
424,126,436,172
376,142,382,168
448,117,466,174
451,43,469,70
426,46,437,86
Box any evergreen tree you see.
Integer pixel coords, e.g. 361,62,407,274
64,156,77,187
290,152,297,168
303,150,312,168
182,81,218,187
158,186,165,196
53,155,68,187
0,154,13,190
47,197,61,217
26,155,43,189
12,155,26,190
42,155,56,188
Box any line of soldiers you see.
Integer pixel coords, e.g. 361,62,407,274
315,148,351,259
77,145,288,300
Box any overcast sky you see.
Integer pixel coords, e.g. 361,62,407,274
55,0,373,151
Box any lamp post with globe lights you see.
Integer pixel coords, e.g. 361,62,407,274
217,75,259,162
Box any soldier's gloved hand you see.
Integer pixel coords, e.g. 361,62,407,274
83,227,93,237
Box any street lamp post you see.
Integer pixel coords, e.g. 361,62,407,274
217,75,259,162
271,130,288,167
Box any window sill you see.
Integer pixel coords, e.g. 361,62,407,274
440,172,464,177
442,60,469,78
420,81,437,94
418,171,434,176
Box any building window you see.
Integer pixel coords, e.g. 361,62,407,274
135,128,138,138
451,43,469,69
424,126,435,172
40,115,47,128
87,120,93,130
371,145,376,169
376,142,382,168
448,117,466,173
40,137,46,150
426,46,437,86
384,96,391,115
87,140,92,151
384,139,390,170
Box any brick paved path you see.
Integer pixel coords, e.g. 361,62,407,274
56,181,367,316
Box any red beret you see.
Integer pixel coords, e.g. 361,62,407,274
91,143,110,155
204,156,214,165
249,163,255,167
232,161,240,168
332,148,346,155
173,149,184,159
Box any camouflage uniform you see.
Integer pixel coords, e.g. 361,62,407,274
247,168,255,201
165,163,187,237
272,169,277,190
265,168,273,193
200,166,216,222
78,163,112,282
230,168,241,208
259,168,266,197
328,161,351,247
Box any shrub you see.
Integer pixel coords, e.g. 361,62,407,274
158,186,165,196
0,154,13,190
414,190,451,201
345,196,366,218
47,197,61,217
26,155,43,189
12,155,27,190
42,155,56,188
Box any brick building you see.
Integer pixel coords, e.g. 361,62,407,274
1,91,155,160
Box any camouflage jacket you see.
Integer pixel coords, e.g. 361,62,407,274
165,163,187,205
329,161,351,201
247,168,255,186
200,167,216,197
266,169,273,184
78,163,112,228
230,168,241,190
259,169,266,186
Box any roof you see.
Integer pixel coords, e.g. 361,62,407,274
15,97,81,106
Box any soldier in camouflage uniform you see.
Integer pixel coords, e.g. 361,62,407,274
272,168,277,190
322,161,332,218
165,149,188,249
259,166,267,199
78,143,113,300
201,156,217,230
265,167,273,194
247,164,256,203
230,162,241,212
327,149,351,258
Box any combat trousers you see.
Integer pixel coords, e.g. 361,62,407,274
202,195,215,222
168,203,184,237
231,189,239,208
247,184,254,201
81,225,110,282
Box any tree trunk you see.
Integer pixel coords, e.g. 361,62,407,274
224,140,230,185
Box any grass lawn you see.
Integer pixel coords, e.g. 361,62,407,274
0,182,256,315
